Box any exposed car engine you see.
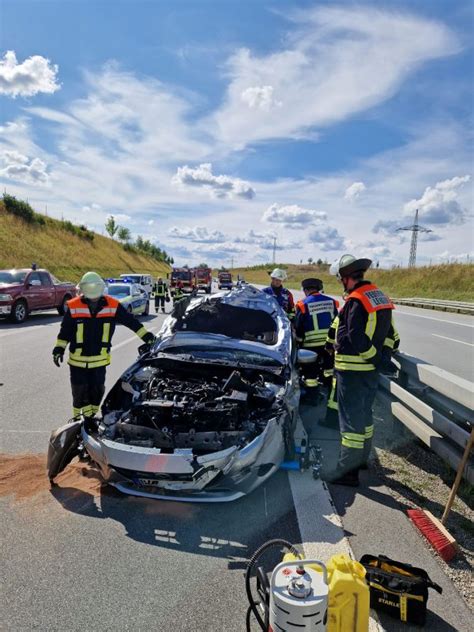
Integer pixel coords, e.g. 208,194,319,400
101,365,284,455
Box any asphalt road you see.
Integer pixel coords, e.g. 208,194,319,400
1,291,472,631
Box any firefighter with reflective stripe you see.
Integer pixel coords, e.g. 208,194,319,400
294,278,339,390
52,271,156,424
322,313,400,429
172,280,185,305
154,277,169,314
262,268,295,319
327,254,395,487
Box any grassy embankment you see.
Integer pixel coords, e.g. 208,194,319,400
0,202,170,282
231,263,474,301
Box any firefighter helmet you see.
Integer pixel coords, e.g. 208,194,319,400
78,271,106,300
331,254,372,279
269,268,288,281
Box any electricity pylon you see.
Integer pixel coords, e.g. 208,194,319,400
397,209,432,268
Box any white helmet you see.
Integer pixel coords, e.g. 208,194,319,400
79,271,106,300
330,254,372,279
270,268,287,281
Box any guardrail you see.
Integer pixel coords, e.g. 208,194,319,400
392,298,474,315
378,352,473,484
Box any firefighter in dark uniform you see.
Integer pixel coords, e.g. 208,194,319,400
328,255,395,486
262,268,295,319
172,280,185,305
294,278,339,391
52,271,156,424
154,277,169,314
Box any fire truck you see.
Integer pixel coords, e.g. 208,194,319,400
193,266,212,294
217,270,233,290
169,267,195,292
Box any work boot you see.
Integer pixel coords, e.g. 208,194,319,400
161,309,165,313
329,468,360,487
83,416,99,434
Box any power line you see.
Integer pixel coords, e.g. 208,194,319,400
397,209,432,268
272,236,276,265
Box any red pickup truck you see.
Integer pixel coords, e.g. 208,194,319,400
0,268,77,323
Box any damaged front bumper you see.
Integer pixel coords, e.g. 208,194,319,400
81,414,286,502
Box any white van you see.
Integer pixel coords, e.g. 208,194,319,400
119,273,153,296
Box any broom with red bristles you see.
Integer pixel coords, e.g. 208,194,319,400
407,427,473,563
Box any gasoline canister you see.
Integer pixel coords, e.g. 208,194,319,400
270,559,329,631
326,554,369,632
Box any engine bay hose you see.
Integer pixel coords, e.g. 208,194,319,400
245,538,301,631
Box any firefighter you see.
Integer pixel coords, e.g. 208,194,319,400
294,278,339,391
172,280,185,305
262,268,295,318
52,271,156,425
154,277,169,314
328,254,395,486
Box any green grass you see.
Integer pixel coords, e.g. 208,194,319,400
0,202,170,282
230,262,474,301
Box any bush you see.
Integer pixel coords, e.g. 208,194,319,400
61,219,94,241
3,193,36,223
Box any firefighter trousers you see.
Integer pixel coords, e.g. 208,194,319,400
335,370,378,472
154,295,165,311
70,365,106,418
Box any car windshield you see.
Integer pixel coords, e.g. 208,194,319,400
107,285,131,297
173,271,192,281
0,270,27,284
163,345,282,367
121,275,141,283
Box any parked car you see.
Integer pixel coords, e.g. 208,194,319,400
47,285,306,502
106,280,149,316
0,268,77,323
119,273,153,296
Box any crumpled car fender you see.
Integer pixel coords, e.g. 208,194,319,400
47,420,83,481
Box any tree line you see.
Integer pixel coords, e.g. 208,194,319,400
105,216,173,264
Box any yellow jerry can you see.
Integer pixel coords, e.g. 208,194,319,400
283,553,369,632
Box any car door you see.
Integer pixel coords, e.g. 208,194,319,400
23,271,42,310
131,284,143,313
39,272,56,308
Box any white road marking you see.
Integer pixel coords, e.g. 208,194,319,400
396,310,474,328
288,470,383,631
432,333,474,347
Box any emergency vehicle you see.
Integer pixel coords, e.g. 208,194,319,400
169,267,195,292
193,266,212,293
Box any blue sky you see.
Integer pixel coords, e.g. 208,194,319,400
1,0,472,267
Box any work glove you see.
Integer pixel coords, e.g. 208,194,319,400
52,347,64,367
142,332,157,346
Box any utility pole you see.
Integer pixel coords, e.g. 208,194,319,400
272,236,276,265
397,209,432,268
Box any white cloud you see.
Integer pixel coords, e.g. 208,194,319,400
235,229,275,244
308,225,346,251
240,85,282,112
0,150,50,185
262,203,326,227
148,219,154,226
172,163,255,199
0,50,59,97
211,7,458,146
168,225,226,243
344,181,366,201
403,175,470,225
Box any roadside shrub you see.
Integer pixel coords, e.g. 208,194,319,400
61,219,95,241
3,193,35,223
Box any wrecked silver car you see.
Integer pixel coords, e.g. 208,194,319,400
48,285,302,502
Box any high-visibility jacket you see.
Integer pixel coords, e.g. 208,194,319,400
262,286,295,318
334,281,394,372
295,292,339,348
55,295,149,369
155,282,167,297
173,286,184,301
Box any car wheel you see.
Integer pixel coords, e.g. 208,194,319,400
144,301,149,316
11,300,28,323
57,294,71,315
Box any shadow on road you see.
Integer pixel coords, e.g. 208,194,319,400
0,312,61,329
50,470,304,567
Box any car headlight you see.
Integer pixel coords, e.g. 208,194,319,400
0,294,13,301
